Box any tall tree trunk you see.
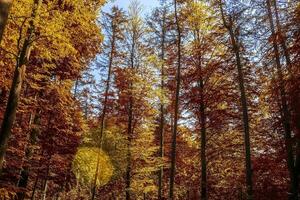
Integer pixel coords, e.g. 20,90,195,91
126,95,133,200
0,0,13,44
169,0,182,199
219,1,253,199
16,167,29,200
91,25,116,200
30,176,39,200
0,0,41,172
125,8,139,197
273,0,300,193
158,5,166,200
266,0,298,199
200,73,207,200
196,34,207,200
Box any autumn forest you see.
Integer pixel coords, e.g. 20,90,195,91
0,0,299,199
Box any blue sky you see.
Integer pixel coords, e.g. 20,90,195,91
104,0,159,13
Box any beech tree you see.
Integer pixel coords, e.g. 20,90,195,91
169,0,183,199
0,0,41,172
217,0,253,199
91,6,126,199
147,1,169,198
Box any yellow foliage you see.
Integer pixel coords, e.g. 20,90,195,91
186,1,213,32
0,188,16,200
72,147,114,187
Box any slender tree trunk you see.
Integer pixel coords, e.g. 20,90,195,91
196,36,207,200
219,1,253,199
0,0,41,172
200,108,207,200
231,27,253,200
0,65,26,172
41,161,50,200
272,0,292,72
42,179,48,200
30,176,39,200
229,25,253,200
266,1,298,199
125,11,138,198
193,29,208,200
84,96,88,119
158,5,166,200
169,0,182,199
16,167,29,200
91,151,100,200
0,0,13,44
74,77,79,98
126,95,133,200
91,26,116,200
99,34,115,148
158,102,165,200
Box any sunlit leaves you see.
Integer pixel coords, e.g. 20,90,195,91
73,147,114,187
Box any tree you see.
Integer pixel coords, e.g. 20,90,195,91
147,1,169,198
91,6,126,199
0,0,104,197
218,0,253,199
114,1,156,199
265,0,298,198
169,0,183,199
0,0,41,172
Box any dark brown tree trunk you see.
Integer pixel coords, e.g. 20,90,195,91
219,1,253,199
200,71,207,200
169,0,182,199
0,0,13,44
16,167,29,200
0,64,26,172
158,5,167,200
266,0,298,199
229,24,253,200
0,0,41,172
126,95,133,200
273,0,300,194
30,176,39,200
196,37,207,200
126,19,136,200
193,28,207,200
99,35,115,148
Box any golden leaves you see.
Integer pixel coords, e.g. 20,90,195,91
72,147,114,187
0,188,16,200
